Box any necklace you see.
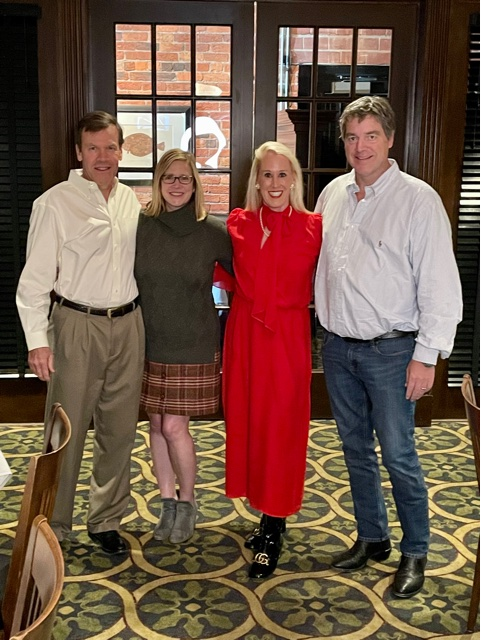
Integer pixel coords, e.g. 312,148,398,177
259,205,292,237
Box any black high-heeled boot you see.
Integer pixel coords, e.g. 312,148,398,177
245,514,286,551
249,515,285,579
244,514,266,550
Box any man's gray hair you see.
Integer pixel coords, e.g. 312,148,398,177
339,96,396,140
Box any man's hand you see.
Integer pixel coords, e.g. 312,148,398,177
405,359,435,401
28,347,55,382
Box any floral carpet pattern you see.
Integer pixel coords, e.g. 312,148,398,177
0,420,479,640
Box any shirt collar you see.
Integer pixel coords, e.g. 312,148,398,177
68,168,119,200
346,159,399,198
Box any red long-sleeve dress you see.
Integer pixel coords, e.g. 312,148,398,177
222,205,322,517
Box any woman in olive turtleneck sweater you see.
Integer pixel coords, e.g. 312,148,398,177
135,149,232,544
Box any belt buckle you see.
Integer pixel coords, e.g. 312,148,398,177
107,307,116,319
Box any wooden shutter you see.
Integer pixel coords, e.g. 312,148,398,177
449,13,480,387
0,7,42,374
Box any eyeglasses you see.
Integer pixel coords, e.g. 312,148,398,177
161,174,193,185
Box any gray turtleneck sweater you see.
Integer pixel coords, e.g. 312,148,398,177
135,202,232,364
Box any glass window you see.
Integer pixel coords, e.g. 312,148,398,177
277,102,310,168
195,26,231,96
317,28,353,97
156,25,191,95
193,101,231,169
356,28,392,96
118,172,153,208
315,103,346,169
200,173,231,215
156,100,191,156
278,27,314,98
116,24,152,95
117,100,153,169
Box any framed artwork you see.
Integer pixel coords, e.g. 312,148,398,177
118,106,190,169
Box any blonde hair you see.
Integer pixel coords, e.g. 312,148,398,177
144,149,207,220
244,141,309,213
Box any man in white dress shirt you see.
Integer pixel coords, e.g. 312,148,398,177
314,96,462,598
16,111,145,554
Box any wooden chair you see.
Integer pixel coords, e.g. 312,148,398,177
1,405,71,638
43,403,70,455
461,373,480,633
8,515,64,640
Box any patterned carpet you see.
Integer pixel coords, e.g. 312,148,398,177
0,420,479,640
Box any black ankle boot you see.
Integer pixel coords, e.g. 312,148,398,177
244,514,266,550
249,515,285,579
245,514,287,551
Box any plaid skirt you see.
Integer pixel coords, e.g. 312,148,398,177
140,352,220,416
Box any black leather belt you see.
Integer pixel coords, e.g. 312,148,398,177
340,330,417,343
55,295,139,318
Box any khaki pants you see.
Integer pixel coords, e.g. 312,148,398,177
46,303,145,538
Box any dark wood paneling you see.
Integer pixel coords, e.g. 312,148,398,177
416,0,479,419
0,373,436,425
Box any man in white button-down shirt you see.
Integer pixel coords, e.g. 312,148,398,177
16,112,145,555
314,96,462,598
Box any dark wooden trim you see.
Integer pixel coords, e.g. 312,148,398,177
417,0,452,188
416,0,478,419
0,373,439,424
57,0,89,170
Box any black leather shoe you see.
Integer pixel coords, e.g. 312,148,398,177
245,515,286,551
392,554,427,598
88,530,128,555
248,516,284,579
331,538,391,571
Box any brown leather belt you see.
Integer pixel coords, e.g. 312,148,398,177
341,330,417,343
55,295,139,318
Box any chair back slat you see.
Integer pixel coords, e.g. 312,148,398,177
43,404,70,455
9,515,64,640
461,373,480,486
1,405,71,638
461,373,480,633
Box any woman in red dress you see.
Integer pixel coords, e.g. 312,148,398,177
222,141,322,578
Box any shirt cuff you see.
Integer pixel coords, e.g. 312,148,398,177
25,331,49,352
413,343,439,366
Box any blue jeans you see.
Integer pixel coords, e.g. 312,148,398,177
322,331,429,558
